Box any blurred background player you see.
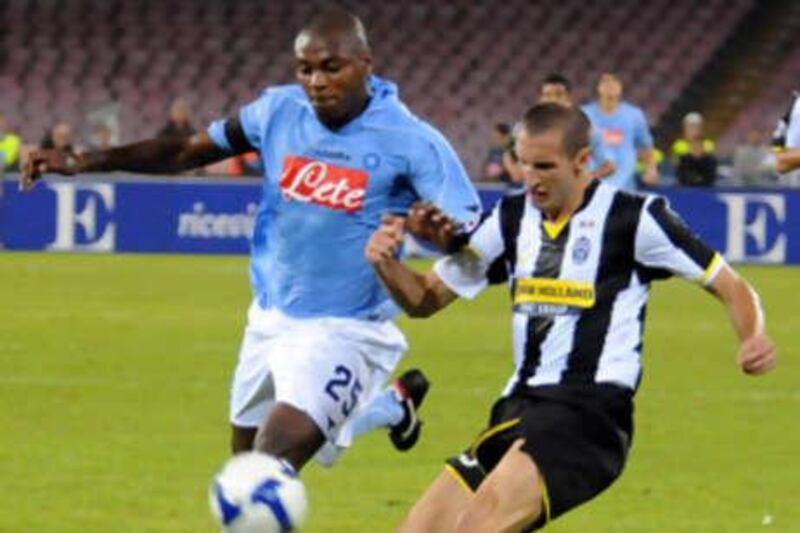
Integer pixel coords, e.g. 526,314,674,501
582,73,659,190
538,73,616,180
20,8,480,474
771,91,800,181
366,104,776,532
39,121,82,155
0,113,21,171
772,91,800,149
671,112,718,187
157,97,196,140
87,122,116,151
501,74,617,188
480,123,513,184
733,129,773,186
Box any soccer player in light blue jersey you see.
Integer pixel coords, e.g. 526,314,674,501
582,73,659,190
21,8,481,476
503,74,616,187
538,73,615,180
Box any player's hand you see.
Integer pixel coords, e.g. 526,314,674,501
20,149,78,192
406,201,457,252
738,334,776,375
365,215,405,265
642,166,659,186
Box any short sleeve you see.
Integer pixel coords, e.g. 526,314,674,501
785,96,800,149
633,108,654,150
408,128,481,229
635,196,724,285
207,89,275,154
772,94,796,148
434,202,506,299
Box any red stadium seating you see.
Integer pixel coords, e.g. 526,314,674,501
717,47,800,154
1,0,752,174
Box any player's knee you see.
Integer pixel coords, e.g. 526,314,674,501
253,425,290,456
453,511,487,533
254,426,314,472
254,404,326,470
453,491,500,533
396,503,439,533
454,487,543,533
395,511,420,533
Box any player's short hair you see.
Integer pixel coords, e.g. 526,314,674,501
494,122,511,135
521,103,590,157
597,72,622,87
542,73,572,92
302,7,370,54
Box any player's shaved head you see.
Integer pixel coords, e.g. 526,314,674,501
295,7,370,56
293,7,373,129
522,103,590,157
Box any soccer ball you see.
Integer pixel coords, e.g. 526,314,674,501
210,452,308,532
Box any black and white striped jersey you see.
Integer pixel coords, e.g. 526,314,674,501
773,92,800,149
434,180,724,393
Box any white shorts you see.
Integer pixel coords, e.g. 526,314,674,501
229,301,408,447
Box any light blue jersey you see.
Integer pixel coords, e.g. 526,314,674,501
588,128,610,174
582,101,653,190
208,76,480,320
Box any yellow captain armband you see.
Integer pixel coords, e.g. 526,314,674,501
701,253,724,285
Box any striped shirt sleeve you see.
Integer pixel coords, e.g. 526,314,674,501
786,95,800,149
433,201,506,299
635,196,725,285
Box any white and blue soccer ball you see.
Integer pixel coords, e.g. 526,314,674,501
210,452,308,532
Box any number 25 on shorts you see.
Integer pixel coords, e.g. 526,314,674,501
324,365,363,417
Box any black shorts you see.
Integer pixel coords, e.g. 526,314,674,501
446,384,633,530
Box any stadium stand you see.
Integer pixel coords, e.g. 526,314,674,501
656,0,800,157
717,47,800,155
0,0,754,175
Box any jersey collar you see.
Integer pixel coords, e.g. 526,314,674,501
539,179,600,239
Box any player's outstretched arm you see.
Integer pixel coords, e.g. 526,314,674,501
20,132,230,191
708,265,776,375
775,147,800,174
366,214,457,318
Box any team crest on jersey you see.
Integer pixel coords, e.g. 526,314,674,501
572,236,591,264
280,156,369,213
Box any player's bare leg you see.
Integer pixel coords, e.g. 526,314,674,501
254,402,326,471
397,469,472,533
230,425,258,453
454,439,545,533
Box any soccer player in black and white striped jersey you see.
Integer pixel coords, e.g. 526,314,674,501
772,92,800,174
366,103,776,532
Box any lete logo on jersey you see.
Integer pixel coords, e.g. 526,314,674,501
601,128,625,147
280,156,369,213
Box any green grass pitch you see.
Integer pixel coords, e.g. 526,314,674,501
1,253,797,532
